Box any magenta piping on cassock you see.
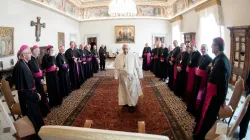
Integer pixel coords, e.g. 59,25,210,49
196,82,217,134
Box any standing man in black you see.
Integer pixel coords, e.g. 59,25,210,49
168,40,180,91
99,45,106,71
142,43,152,71
65,41,80,90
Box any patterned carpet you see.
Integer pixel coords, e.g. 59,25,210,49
44,70,194,140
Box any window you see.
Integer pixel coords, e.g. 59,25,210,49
199,11,224,58
172,24,181,45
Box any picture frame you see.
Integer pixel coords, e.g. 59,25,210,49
37,46,47,66
0,27,14,58
58,32,65,47
152,34,166,46
115,26,135,43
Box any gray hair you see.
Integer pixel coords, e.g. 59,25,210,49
201,44,208,51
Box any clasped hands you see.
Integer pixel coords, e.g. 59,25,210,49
177,66,182,72
169,61,173,65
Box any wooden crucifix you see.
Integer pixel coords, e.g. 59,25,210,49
31,17,46,42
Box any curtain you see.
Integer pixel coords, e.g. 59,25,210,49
196,4,224,58
171,20,183,46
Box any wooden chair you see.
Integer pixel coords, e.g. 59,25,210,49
0,79,22,120
205,95,250,140
13,116,36,139
219,77,244,125
138,121,145,133
83,120,93,128
83,120,146,133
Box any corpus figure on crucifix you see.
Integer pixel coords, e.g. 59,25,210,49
31,17,46,42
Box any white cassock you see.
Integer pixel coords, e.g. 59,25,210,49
114,52,143,106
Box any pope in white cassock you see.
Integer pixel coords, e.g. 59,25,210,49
114,44,143,113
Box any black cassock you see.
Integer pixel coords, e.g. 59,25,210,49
166,50,173,80
79,49,88,80
150,48,156,72
159,47,169,80
168,46,180,91
28,56,50,117
184,50,201,103
13,59,44,132
65,48,80,90
174,51,189,98
99,47,106,70
56,53,72,97
186,54,212,116
85,49,93,78
76,49,86,84
193,52,231,140
142,46,152,71
91,49,99,73
154,48,161,77
42,54,62,108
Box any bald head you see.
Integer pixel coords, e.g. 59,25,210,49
122,44,129,54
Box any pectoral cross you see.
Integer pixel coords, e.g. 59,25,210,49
31,17,46,42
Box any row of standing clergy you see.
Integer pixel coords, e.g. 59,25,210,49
12,42,100,133
142,38,231,140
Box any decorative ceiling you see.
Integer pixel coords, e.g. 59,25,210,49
24,0,209,21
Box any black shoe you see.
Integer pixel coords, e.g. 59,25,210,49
123,104,129,107
129,106,135,113
103,69,106,71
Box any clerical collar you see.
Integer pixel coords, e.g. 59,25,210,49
21,58,29,63
215,52,223,57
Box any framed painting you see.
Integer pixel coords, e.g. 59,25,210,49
37,46,47,66
58,32,65,47
115,26,135,43
0,27,14,58
152,34,166,46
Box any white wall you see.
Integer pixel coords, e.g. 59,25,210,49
182,10,198,33
0,0,80,69
80,19,170,55
174,0,250,58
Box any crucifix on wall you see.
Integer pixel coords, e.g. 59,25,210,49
31,17,46,42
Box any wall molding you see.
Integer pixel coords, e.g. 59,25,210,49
170,15,183,23
195,0,221,12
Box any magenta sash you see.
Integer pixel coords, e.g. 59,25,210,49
93,55,98,58
154,55,158,59
196,82,217,134
87,58,92,61
186,66,196,93
195,68,209,110
160,57,165,62
185,66,196,102
171,57,175,61
46,66,57,72
146,53,151,66
33,70,42,78
62,64,68,68
82,58,86,62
